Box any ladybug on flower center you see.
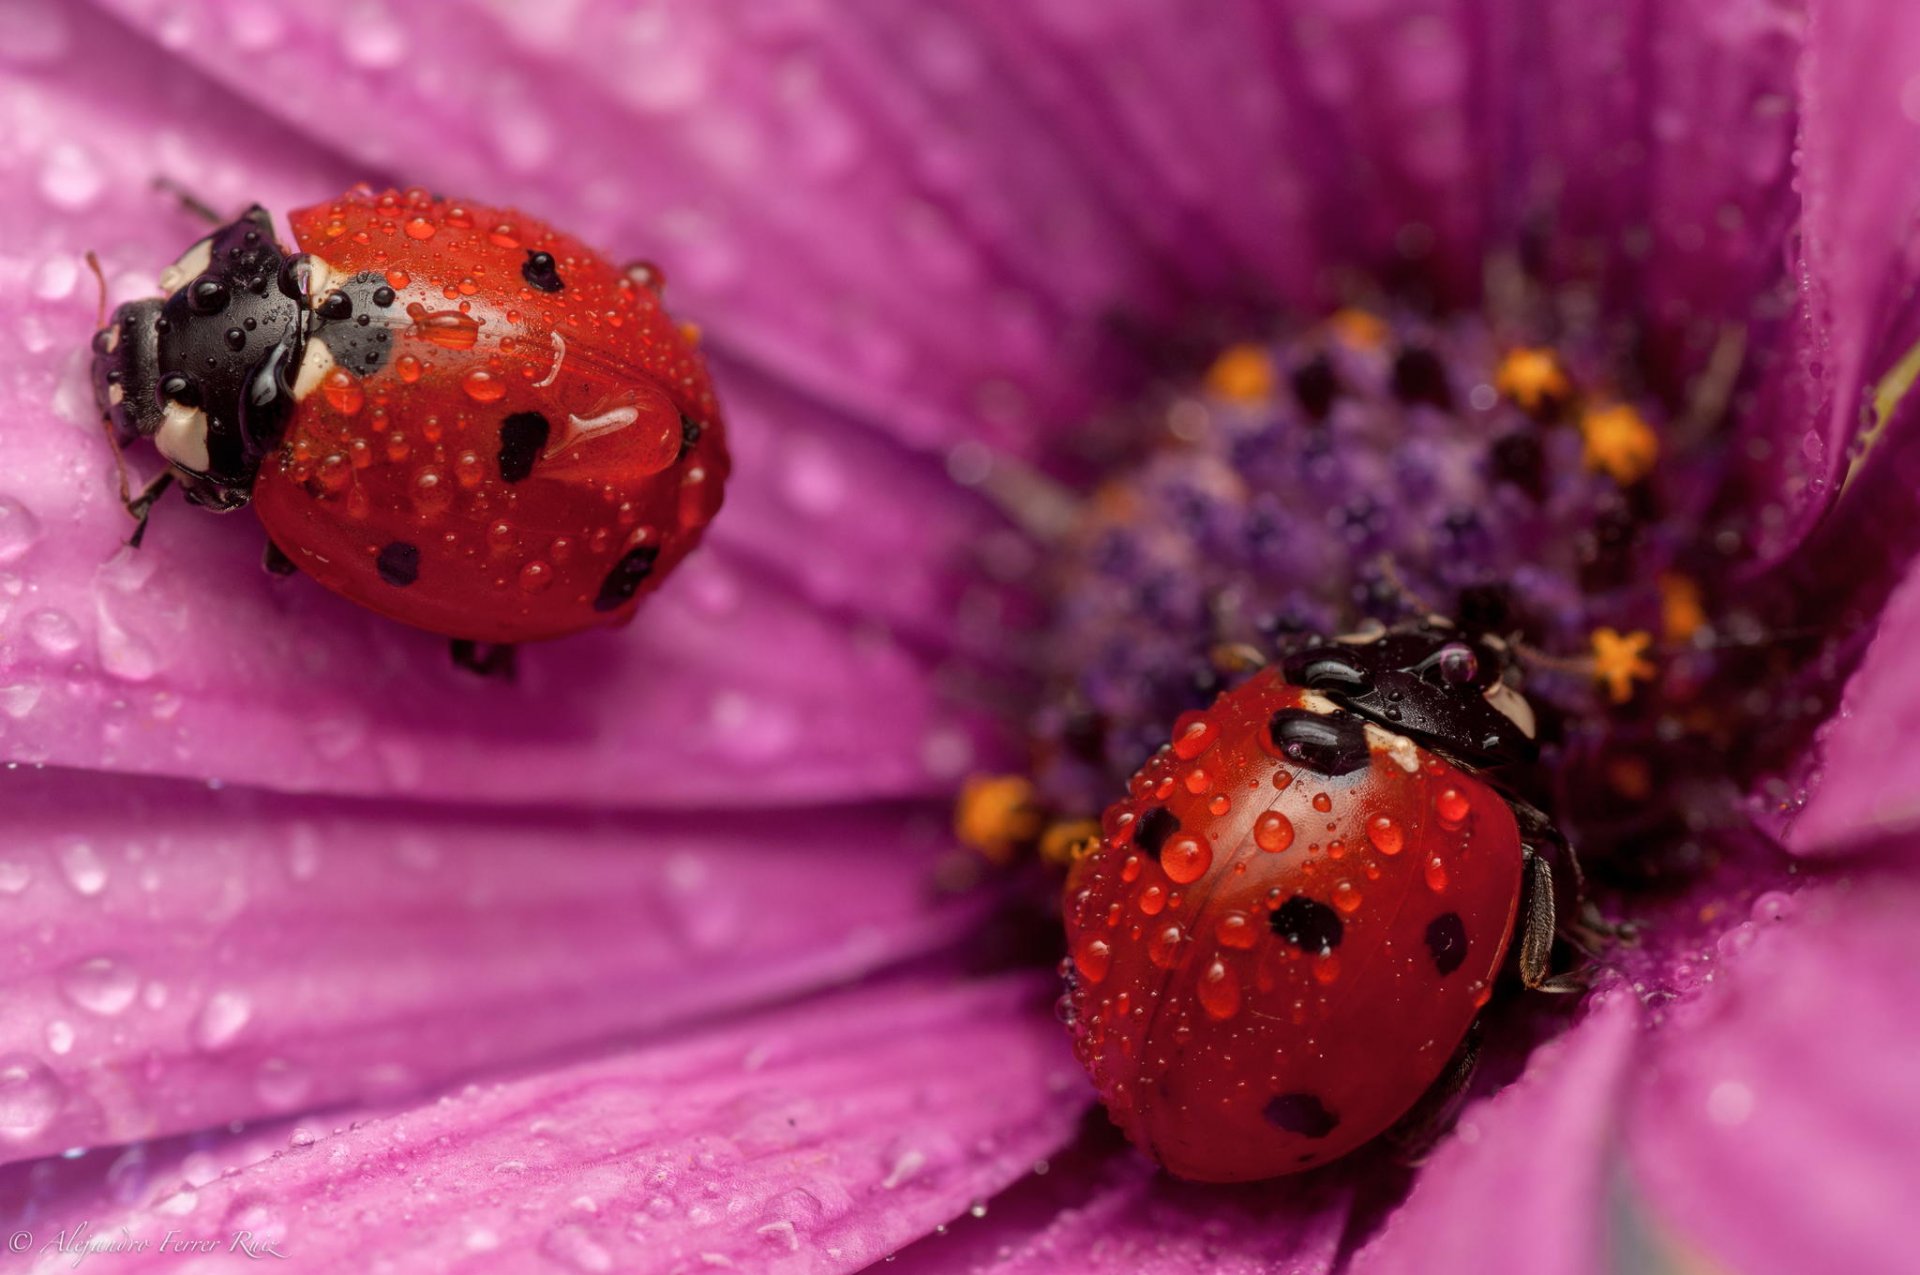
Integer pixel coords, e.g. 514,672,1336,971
1061,619,1589,1182
89,185,727,670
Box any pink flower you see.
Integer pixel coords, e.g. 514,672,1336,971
2,1,1917,1272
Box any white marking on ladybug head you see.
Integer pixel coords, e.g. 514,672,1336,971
156,236,214,295
1297,690,1340,715
153,400,210,474
1364,724,1422,774
303,254,337,309
106,383,124,406
1484,681,1537,739
289,337,336,403
1333,620,1388,645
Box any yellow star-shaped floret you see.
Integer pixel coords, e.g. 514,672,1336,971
1659,573,1706,643
1580,403,1661,485
1204,344,1276,404
1038,818,1102,868
1590,627,1657,704
1327,308,1389,351
1494,347,1571,411
954,774,1044,864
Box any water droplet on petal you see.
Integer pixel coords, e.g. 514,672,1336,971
59,956,138,1016
0,1055,64,1142
1254,810,1294,853
194,990,251,1050
57,840,106,896
0,497,41,564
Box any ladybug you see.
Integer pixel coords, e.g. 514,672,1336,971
1061,620,1582,1182
89,186,727,669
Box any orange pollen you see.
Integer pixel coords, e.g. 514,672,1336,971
1580,403,1661,485
1326,308,1389,351
1493,347,1571,411
1039,819,1103,868
1203,344,1277,405
955,774,1045,863
1659,573,1707,643
1590,628,1658,704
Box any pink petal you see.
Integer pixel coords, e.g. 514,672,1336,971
0,764,988,1164
93,0,1168,459
1349,997,1641,1275
1785,552,1920,852
887,1144,1351,1275
0,2,1000,805
1621,869,1920,1275
1742,0,1920,572
15,977,1084,1274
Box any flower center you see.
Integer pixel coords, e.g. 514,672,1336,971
969,306,1819,888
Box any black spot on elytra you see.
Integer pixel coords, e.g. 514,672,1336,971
1271,894,1343,953
1267,709,1371,777
1426,912,1468,975
1290,355,1338,421
497,411,551,484
1391,346,1452,409
522,250,565,293
593,545,660,612
678,412,703,462
376,541,420,587
1264,1092,1338,1138
1132,806,1179,856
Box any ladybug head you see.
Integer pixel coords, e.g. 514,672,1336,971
90,206,311,511
1279,621,1539,769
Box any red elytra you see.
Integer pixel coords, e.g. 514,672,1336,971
255,190,726,643
1062,666,1524,1182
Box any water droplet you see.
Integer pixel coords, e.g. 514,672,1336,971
1366,814,1403,855
1171,712,1217,760
1425,856,1450,892
1311,792,1333,813
194,991,251,1050
1147,922,1186,968
1254,811,1294,853
1332,881,1362,914
59,956,138,1016
254,1057,313,1110
57,840,106,896
1196,959,1240,1020
39,142,102,210
28,608,80,654
1160,833,1212,884
411,467,451,516
0,1055,63,1142
0,860,30,893
1138,884,1166,915
320,367,365,415
0,684,38,720
288,1126,318,1149
403,217,437,241
462,368,506,402
1072,936,1111,983
1436,787,1471,826
0,497,41,564
44,1020,73,1055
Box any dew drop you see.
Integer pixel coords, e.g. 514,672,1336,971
1073,936,1111,984
1425,856,1450,893
462,368,506,402
0,497,41,564
411,468,451,516
1160,833,1212,885
194,991,251,1050
320,367,364,415
28,608,80,654
1217,911,1258,949
1332,881,1362,915
1207,794,1231,816
254,1057,313,1110
1171,712,1217,760
1147,923,1186,968
1311,792,1333,813
1367,814,1404,855
1254,811,1295,853
0,1056,63,1142
1139,884,1166,916
59,956,138,1016
1436,787,1471,826
403,217,437,240
44,1019,73,1056
1196,959,1241,1020
57,841,106,896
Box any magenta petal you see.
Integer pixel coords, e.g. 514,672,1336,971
91,0,1169,457
1786,554,1920,852
889,1149,1350,1275
18,977,1082,1274
1350,998,1641,1275
1622,871,1920,1275
0,766,987,1164
1743,0,1920,569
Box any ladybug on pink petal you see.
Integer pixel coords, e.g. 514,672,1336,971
90,185,727,672
1062,620,1586,1182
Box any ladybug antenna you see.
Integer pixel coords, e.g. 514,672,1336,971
83,251,108,329
151,175,223,225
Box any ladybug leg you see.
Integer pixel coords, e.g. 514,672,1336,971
450,640,518,681
152,176,224,225
123,470,176,549
261,540,298,578
1385,1022,1482,1165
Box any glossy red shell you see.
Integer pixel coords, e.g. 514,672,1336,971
250,187,727,643
1062,668,1524,1181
